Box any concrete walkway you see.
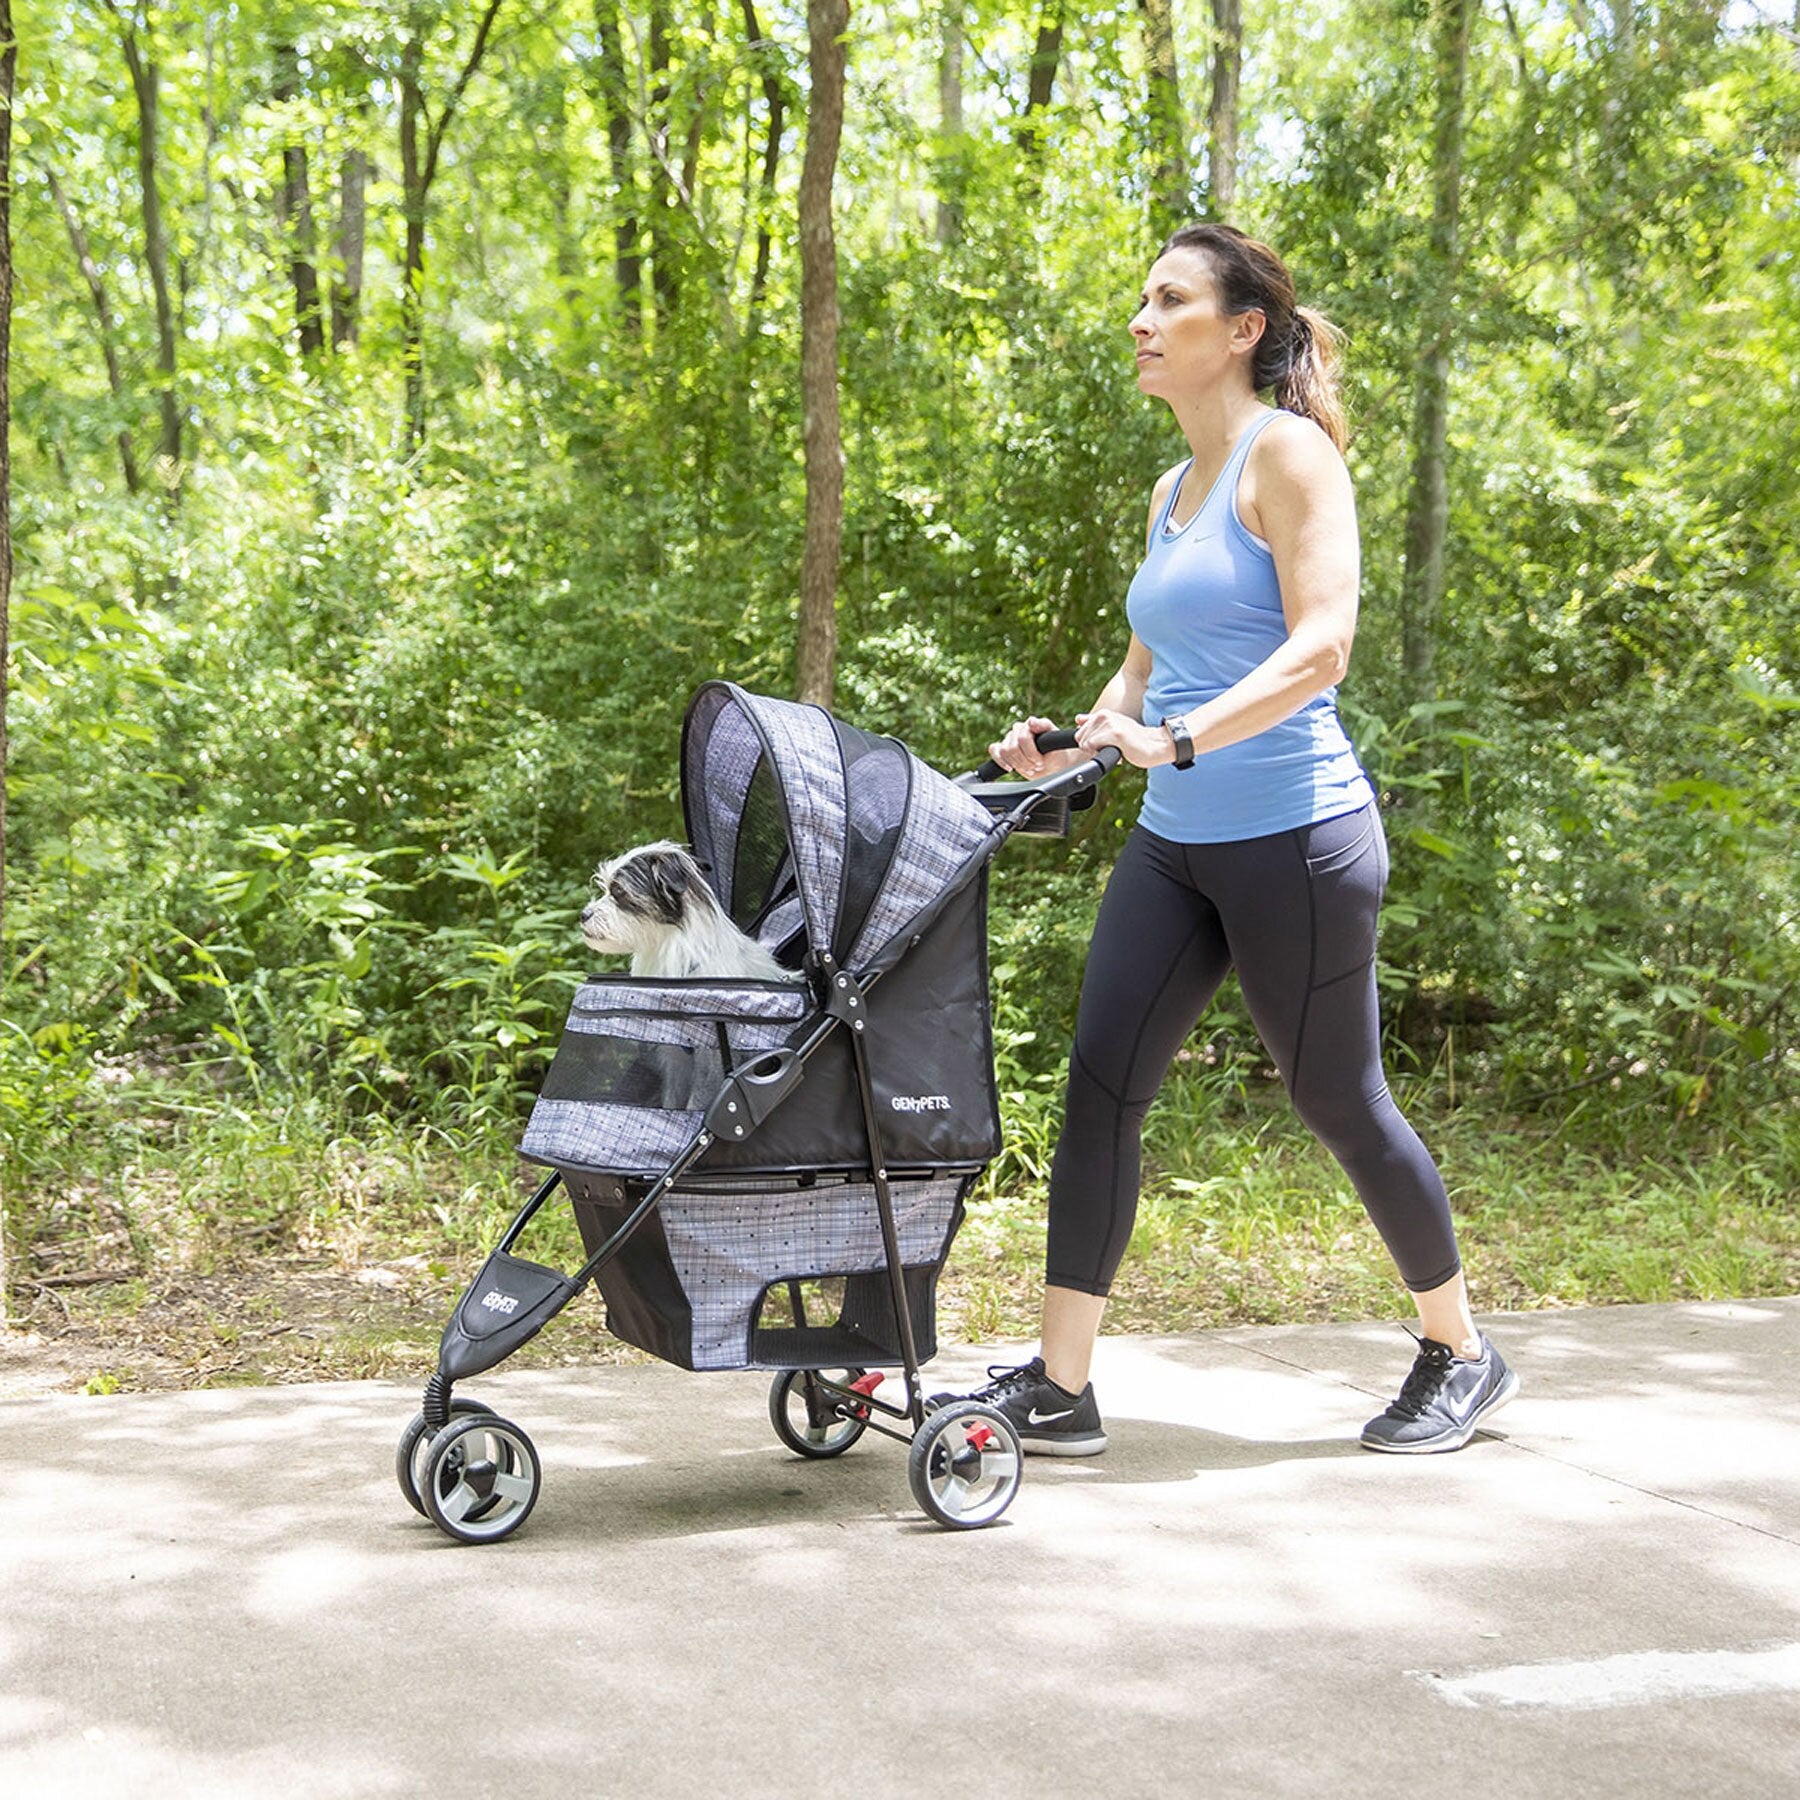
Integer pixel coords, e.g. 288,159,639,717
3,1299,1798,1798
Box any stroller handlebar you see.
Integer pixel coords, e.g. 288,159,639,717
969,727,1122,786
955,729,1120,835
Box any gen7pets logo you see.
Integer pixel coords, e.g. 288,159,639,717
890,1093,952,1114
480,1290,520,1315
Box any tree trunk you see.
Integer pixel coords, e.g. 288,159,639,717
542,62,583,308
936,2,965,243
110,5,182,486
740,0,785,316
593,0,642,333
1016,0,1062,177
331,146,367,349
397,1,505,451
46,168,142,492
648,0,677,324
1399,0,1478,701
272,41,325,358
399,21,428,446
2,0,15,1326
796,0,847,710
681,5,710,230
1026,3,1062,114
1140,0,1189,237
1207,0,1241,217
1598,1,1635,215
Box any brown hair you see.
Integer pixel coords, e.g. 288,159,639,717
1160,223,1348,452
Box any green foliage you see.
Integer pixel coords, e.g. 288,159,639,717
4,1,1797,1309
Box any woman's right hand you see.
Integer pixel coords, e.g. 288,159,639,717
987,715,1085,778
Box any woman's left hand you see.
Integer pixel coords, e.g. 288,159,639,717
1074,709,1175,770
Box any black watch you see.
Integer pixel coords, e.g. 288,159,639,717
1161,714,1195,770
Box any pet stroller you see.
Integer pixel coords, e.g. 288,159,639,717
395,681,1115,1541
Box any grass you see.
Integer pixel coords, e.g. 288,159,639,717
3,1059,1797,1392
944,1070,1800,1343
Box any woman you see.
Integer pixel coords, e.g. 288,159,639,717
950,224,1517,1455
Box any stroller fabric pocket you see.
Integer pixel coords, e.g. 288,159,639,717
567,1169,972,1370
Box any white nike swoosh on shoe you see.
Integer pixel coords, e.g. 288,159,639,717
1027,1407,1077,1426
1445,1367,1508,1421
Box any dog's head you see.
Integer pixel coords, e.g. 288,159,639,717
580,841,707,957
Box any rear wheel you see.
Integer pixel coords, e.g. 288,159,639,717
908,1401,1022,1529
768,1367,873,1459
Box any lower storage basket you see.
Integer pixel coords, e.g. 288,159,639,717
565,1166,973,1372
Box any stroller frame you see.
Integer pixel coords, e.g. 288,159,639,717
395,688,1115,1541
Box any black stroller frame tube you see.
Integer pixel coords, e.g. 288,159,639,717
425,1129,727,1430
799,1370,918,1447
494,1170,566,1254
493,1120,724,1286
562,1124,722,1287
820,957,931,1432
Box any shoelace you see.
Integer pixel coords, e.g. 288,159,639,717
972,1361,1046,1402
1385,1336,1457,1420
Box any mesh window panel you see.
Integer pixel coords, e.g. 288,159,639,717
731,757,792,934
520,979,807,1176
832,724,910,961
537,1032,724,1111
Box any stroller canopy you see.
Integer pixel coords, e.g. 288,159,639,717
682,682,997,975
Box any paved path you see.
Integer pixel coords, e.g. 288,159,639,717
4,1299,1798,1797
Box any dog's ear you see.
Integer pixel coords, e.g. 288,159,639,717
648,851,691,917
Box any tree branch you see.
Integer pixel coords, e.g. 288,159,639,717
423,0,507,192
39,161,143,492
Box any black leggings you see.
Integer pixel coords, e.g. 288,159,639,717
1045,807,1461,1297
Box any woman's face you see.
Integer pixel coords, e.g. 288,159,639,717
1130,248,1264,400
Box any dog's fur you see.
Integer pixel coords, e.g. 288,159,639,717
581,840,797,982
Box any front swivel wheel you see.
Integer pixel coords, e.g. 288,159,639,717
420,1413,542,1544
396,1397,497,1517
907,1401,1022,1529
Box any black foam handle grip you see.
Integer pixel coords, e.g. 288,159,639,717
975,727,1117,782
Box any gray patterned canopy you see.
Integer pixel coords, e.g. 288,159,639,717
680,682,997,975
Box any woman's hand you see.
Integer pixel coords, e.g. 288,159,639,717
1075,709,1175,770
987,716,1084,778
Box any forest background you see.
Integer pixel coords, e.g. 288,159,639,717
1,0,1796,1389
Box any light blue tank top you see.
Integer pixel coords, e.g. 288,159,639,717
1126,409,1374,844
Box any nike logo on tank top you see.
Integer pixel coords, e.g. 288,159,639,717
1125,408,1374,843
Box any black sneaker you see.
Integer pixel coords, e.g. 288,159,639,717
930,1358,1108,1456
1360,1333,1519,1454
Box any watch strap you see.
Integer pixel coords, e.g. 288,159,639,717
1161,715,1195,770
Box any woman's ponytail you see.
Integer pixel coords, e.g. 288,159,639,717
1277,306,1347,453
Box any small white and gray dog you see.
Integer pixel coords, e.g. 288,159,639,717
581,841,796,982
